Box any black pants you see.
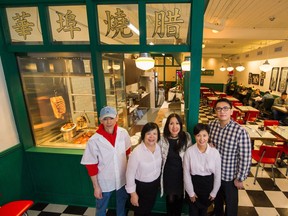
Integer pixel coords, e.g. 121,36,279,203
131,177,160,216
214,180,238,216
188,174,213,216
165,194,183,216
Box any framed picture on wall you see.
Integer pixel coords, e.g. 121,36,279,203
278,67,288,92
260,71,266,79
269,67,279,91
260,78,264,86
248,72,252,84
251,74,259,85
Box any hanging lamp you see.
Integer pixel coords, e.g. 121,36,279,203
181,57,190,71
236,64,245,72
219,66,226,71
259,60,272,72
135,53,155,70
226,66,234,72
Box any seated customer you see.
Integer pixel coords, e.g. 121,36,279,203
272,92,288,123
250,88,261,107
255,90,273,109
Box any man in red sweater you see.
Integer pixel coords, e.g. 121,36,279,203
81,106,131,216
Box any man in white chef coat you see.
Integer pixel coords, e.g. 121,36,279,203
81,106,131,216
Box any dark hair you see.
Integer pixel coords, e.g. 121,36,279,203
141,122,160,142
214,98,232,109
193,123,210,136
163,113,187,152
281,92,287,96
264,91,270,94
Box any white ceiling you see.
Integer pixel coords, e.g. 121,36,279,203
203,0,288,57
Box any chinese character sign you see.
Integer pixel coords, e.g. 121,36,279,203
104,8,133,38
6,7,43,43
49,5,89,42
152,8,184,39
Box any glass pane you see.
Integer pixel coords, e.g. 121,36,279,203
165,56,173,65
49,5,89,44
97,4,139,45
146,3,191,45
18,53,97,149
155,57,164,65
102,53,127,128
6,7,43,44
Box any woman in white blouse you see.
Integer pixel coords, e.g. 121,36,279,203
183,123,221,216
126,122,162,216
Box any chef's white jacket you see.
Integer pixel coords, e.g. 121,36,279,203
81,127,131,192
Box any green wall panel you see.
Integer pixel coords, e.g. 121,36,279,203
0,145,33,205
26,152,95,206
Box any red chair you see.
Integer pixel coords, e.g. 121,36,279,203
252,145,283,185
0,200,34,216
232,102,243,107
263,120,285,144
231,109,244,124
219,93,227,98
243,110,259,123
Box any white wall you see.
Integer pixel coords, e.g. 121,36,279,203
232,40,288,96
201,57,230,83
0,57,19,152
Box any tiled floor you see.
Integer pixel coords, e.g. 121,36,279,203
26,163,288,216
27,104,288,216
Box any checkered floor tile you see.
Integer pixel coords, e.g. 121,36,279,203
27,158,288,216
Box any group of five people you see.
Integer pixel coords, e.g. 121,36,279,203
81,97,252,216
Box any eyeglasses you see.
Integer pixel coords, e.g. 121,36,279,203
215,106,231,112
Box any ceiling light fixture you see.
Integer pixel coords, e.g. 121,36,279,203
236,64,245,72
219,66,226,72
181,57,190,71
259,60,273,72
201,67,206,71
135,53,155,71
227,66,234,72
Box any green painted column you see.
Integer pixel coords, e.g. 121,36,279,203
186,0,205,135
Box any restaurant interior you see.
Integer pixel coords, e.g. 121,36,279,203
0,0,287,215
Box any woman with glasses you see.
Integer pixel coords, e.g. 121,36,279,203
160,113,192,215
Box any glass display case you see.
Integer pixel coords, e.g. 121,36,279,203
102,53,128,128
18,52,97,149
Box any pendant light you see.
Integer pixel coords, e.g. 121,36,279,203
226,66,234,72
135,53,155,70
219,66,226,71
181,57,190,71
259,60,272,72
236,64,245,72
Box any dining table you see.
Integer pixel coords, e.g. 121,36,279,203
272,105,288,114
242,125,277,149
236,106,259,112
267,126,288,141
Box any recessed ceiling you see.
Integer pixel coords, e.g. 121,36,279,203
203,0,288,57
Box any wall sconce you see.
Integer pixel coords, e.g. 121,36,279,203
135,53,155,70
201,67,206,71
219,66,226,72
259,60,272,72
181,57,190,71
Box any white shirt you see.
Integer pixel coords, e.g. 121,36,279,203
125,142,161,193
183,144,221,198
81,127,131,192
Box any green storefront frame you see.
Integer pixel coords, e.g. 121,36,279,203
0,0,208,211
